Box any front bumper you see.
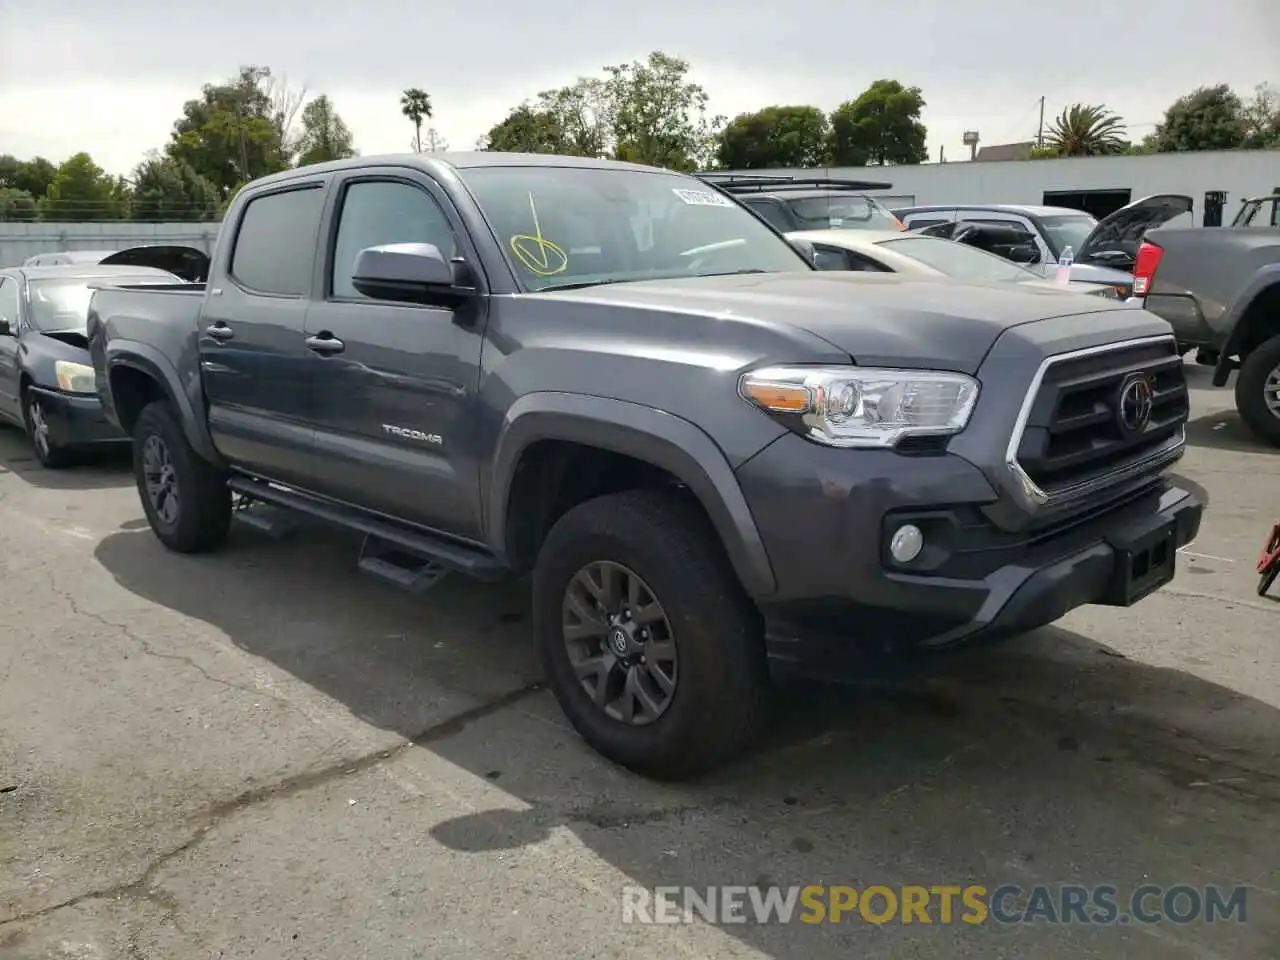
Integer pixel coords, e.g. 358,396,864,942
28,385,129,448
735,434,1203,680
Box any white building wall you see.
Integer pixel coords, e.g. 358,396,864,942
720,149,1280,216
0,221,222,268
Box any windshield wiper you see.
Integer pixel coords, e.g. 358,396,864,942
537,278,633,292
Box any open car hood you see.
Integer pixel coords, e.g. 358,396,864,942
98,244,210,282
1076,194,1193,266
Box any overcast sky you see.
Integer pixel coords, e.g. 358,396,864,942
1,0,1276,176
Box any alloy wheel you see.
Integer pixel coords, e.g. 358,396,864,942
141,434,180,526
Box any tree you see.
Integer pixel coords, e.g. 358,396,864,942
1242,82,1280,148
480,104,573,154
0,188,38,222
422,128,448,153
604,52,722,171
296,95,357,166
38,153,122,220
1042,103,1127,156
828,80,928,166
539,77,615,158
1151,84,1247,152
165,66,291,196
130,154,221,221
715,105,831,170
0,155,56,198
401,88,432,153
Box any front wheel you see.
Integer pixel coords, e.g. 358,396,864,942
1235,334,1280,447
132,401,231,553
532,488,769,781
23,390,75,468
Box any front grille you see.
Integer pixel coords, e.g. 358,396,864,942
1012,337,1188,498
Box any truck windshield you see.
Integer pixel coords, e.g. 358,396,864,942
27,275,164,332
460,166,813,291
785,195,902,231
1037,214,1096,258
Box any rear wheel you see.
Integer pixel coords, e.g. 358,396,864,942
132,401,231,553
1235,334,1280,447
532,488,769,780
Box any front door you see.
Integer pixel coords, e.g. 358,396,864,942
303,173,487,541
0,276,22,423
200,183,327,486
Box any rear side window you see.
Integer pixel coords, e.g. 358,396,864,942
230,186,324,296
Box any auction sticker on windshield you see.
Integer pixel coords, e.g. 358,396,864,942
672,188,734,208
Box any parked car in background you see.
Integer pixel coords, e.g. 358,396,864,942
0,263,184,466
90,152,1201,779
1136,204,1280,446
894,195,1193,298
21,245,211,282
697,173,906,233
787,228,1122,298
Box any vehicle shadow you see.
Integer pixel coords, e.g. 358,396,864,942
1184,410,1279,455
0,425,133,489
91,522,1280,957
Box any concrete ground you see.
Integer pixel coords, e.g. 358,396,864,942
0,363,1277,960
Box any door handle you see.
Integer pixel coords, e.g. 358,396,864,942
206,322,234,343
305,334,345,355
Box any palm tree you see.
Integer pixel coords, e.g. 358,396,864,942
400,88,433,152
1043,104,1128,157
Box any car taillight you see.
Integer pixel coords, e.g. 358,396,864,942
1132,241,1163,297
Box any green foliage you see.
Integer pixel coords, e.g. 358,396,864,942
1042,103,1127,157
715,105,831,170
481,104,576,154
38,153,122,220
297,95,357,166
1151,84,1247,152
1241,82,1280,148
0,187,38,222
828,80,928,166
0,155,56,197
401,88,433,152
130,154,222,221
165,65,293,196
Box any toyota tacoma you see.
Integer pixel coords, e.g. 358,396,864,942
88,152,1203,779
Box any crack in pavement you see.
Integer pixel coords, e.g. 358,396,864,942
0,679,545,929
43,569,299,711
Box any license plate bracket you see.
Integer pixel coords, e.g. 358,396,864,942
1102,517,1177,606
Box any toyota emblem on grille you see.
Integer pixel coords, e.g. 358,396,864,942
1118,374,1155,434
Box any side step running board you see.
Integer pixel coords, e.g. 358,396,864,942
226,475,508,589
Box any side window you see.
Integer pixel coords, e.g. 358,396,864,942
812,244,851,270
230,187,325,296
743,198,793,232
845,252,891,272
907,218,948,230
0,278,19,329
331,180,459,300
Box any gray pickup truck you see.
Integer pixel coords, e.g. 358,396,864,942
88,152,1203,779
1138,194,1280,445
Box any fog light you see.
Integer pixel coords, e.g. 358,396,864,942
890,524,924,563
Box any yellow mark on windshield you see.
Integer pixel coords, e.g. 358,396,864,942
510,192,568,277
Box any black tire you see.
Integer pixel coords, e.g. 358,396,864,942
1259,563,1279,598
1235,334,1280,448
132,400,231,553
22,389,76,469
532,488,769,780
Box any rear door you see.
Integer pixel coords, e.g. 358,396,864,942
200,181,326,486
0,275,21,422
302,170,489,541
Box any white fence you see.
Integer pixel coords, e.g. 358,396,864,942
0,222,223,268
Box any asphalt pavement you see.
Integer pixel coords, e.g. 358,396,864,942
1,362,1277,959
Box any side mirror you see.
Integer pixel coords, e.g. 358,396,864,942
787,237,817,266
0,319,12,337
351,243,475,307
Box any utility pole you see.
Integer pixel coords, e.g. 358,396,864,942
1036,96,1045,149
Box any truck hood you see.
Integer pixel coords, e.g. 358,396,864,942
1076,194,1193,267
538,271,1126,372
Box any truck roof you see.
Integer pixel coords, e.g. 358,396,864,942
250,151,667,190
10,264,179,281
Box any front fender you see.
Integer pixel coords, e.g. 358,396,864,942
104,339,221,463
486,391,777,598
1214,264,1280,386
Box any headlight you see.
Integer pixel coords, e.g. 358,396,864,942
738,365,979,448
54,360,97,394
